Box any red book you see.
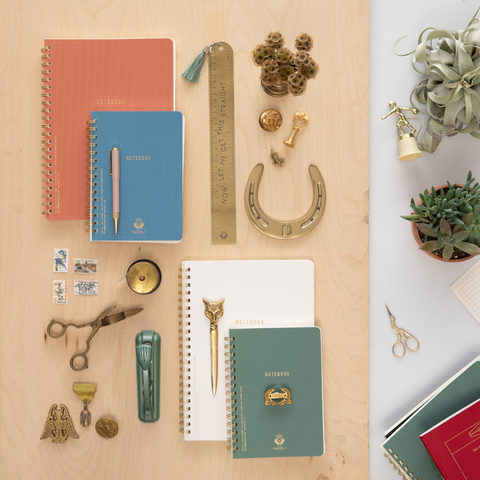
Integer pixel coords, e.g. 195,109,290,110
420,398,480,480
41,38,175,220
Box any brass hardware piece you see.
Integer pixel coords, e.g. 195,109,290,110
203,299,225,396
385,305,420,358
126,260,162,295
95,418,118,439
73,383,96,427
264,388,292,406
40,404,79,443
283,112,309,148
245,163,326,239
259,109,282,132
270,149,285,166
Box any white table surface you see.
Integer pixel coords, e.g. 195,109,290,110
370,0,480,478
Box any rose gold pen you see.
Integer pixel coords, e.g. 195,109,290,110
110,148,120,236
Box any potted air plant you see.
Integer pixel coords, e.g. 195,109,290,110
402,171,480,262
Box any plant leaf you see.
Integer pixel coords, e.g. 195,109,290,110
419,241,439,252
439,218,451,236
417,223,438,237
443,244,454,261
452,231,469,242
456,242,480,255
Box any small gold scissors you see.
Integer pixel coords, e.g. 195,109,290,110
385,304,420,358
47,305,143,371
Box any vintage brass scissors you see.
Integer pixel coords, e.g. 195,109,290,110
47,305,143,371
385,304,420,358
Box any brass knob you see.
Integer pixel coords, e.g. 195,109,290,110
259,109,283,132
283,112,309,148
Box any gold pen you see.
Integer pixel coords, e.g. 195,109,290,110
110,148,120,236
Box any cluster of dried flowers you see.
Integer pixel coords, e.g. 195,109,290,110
251,32,318,96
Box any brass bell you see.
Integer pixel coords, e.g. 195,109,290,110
283,112,309,148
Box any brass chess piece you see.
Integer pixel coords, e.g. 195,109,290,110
382,101,422,161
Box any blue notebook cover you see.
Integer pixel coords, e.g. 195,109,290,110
90,111,184,242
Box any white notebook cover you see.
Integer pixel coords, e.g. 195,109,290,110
179,259,315,441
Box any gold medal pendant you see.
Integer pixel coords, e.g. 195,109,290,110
73,383,96,427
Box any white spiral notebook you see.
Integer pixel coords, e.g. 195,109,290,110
178,260,315,441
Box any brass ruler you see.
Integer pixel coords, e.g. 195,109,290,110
208,42,236,244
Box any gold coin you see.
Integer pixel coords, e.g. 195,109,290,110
95,418,118,439
259,109,283,132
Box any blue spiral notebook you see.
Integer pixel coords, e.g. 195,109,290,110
89,111,184,243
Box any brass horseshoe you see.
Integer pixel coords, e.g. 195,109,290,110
244,163,326,239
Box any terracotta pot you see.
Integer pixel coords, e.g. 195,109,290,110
411,184,474,263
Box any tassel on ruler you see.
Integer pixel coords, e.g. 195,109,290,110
181,42,221,84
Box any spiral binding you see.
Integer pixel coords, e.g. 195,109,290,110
85,119,98,233
383,447,420,480
178,267,192,434
41,46,52,215
225,336,238,451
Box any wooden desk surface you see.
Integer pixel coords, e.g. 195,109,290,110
0,1,369,478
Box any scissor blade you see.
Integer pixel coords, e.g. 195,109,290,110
124,308,144,318
102,308,144,326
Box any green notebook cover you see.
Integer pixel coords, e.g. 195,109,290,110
228,327,324,458
381,356,480,480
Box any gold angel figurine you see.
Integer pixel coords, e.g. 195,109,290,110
382,101,423,161
40,404,79,443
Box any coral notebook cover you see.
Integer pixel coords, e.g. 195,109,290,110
42,38,175,220
420,398,480,480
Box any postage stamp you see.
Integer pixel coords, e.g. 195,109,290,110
53,248,68,273
74,280,98,296
73,258,98,274
53,280,68,304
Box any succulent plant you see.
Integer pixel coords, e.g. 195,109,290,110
463,206,480,246
417,218,480,262
402,171,480,232
251,32,318,97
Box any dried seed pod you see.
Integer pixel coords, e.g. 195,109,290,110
278,65,295,82
265,31,285,49
301,59,319,79
275,47,293,64
261,58,279,74
295,33,313,51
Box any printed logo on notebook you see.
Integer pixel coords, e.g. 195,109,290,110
469,422,480,438
273,434,287,451
133,218,145,234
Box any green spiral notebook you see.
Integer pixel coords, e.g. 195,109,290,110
227,327,324,458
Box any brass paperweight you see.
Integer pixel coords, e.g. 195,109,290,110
126,259,162,295
259,109,283,132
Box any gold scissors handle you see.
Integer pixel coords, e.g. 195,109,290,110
385,304,420,358
392,328,420,358
46,306,117,371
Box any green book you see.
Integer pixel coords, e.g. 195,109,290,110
381,355,480,480
228,327,324,458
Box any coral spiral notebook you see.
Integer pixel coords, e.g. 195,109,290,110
41,38,175,220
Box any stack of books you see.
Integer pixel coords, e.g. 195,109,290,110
178,259,325,458
41,38,183,243
381,356,480,479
